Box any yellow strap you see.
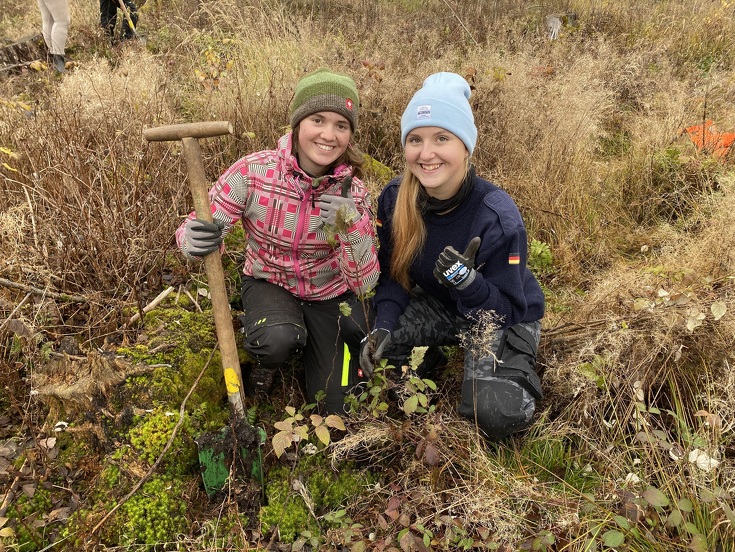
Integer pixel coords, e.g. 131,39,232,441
341,343,351,386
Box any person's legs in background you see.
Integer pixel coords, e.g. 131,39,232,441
99,0,138,42
119,0,138,40
37,0,70,72
99,0,118,39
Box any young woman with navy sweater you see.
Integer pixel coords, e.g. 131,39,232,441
360,72,545,440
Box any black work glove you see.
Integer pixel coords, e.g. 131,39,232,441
359,328,391,378
183,218,224,257
433,237,482,290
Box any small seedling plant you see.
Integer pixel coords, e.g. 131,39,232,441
271,403,346,459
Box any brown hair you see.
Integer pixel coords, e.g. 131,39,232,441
291,126,365,180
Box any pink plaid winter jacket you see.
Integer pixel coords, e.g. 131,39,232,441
176,133,379,300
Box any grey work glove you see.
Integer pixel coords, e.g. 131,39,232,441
183,218,224,257
433,237,482,290
318,194,357,226
359,328,391,378
318,176,358,226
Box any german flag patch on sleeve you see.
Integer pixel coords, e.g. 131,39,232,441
508,253,520,265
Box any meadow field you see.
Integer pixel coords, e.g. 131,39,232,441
1,0,734,550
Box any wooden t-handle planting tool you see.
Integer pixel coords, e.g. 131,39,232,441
143,121,245,420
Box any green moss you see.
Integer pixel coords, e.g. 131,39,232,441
60,508,90,550
128,408,197,473
4,486,53,551
363,154,395,183
114,304,243,427
54,432,94,477
120,476,188,546
260,457,376,544
260,465,315,543
99,463,121,488
114,344,167,365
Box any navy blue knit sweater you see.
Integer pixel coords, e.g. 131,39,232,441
373,173,545,332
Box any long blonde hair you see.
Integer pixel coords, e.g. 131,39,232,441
390,158,471,291
390,171,426,292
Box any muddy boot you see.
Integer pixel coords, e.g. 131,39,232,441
242,363,277,399
52,54,66,73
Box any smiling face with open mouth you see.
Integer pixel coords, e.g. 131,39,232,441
404,126,469,199
295,111,352,177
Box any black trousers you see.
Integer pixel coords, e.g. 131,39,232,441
240,277,372,414
384,287,543,440
100,0,138,39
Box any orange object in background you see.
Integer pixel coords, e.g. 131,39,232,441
682,120,735,160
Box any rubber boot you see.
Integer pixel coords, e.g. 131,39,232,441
52,54,66,73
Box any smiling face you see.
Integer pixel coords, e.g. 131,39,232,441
404,126,469,199
295,111,352,177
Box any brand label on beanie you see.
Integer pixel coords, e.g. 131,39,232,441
416,105,432,120
346,98,354,110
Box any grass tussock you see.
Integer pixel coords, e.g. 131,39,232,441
1,0,735,550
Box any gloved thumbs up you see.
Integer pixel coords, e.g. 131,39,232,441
433,237,482,290
462,237,481,268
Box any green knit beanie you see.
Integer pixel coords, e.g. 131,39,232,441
290,68,360,131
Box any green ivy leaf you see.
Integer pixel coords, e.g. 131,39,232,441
602,530,625,547
678,498,693,513
403,395,419,415
688,534,708,552
643,486,670,508
666,510,683,528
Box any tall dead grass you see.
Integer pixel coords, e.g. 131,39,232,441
1,0,735,549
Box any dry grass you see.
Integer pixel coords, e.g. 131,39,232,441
2,0,735,550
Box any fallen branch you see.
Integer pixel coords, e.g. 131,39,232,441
126,286,174,326
90,345,215,536
0,277,87,303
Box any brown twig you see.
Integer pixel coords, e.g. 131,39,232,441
0,292,32,333
90,346,216,536
0,459,28,517
183,287,202,312
0,277,87,303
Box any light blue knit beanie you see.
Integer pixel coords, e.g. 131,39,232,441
400,72,477,155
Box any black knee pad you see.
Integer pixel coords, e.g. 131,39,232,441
458,378,536,440
245,323,306,367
